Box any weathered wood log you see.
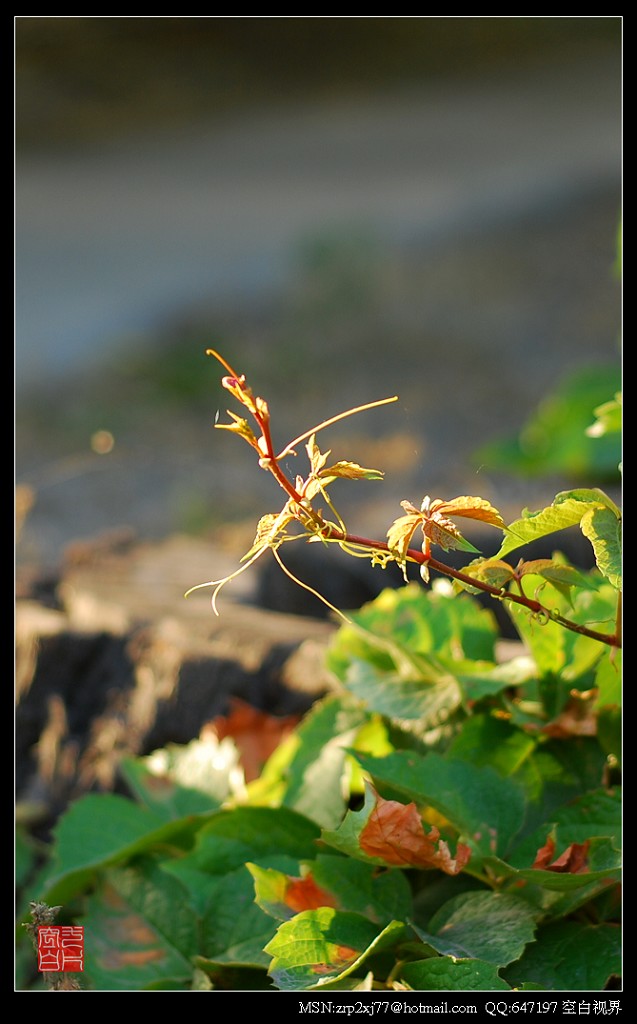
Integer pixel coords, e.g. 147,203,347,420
16,534,338,830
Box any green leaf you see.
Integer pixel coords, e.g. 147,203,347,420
326,583,497,678
165,806,321,879
506,578,616,684
119,735,242,821
264,909,405,990
354,751,526,858
447,714,537,777
412,891,537,966
343,657,462,725
199,867,278,967
16,827,39,889
515,739,610,832
473,366,622,480
502,921,621,990
595,649,621,708
580,505,622,589
401,957,511,991
278,696,369,829
519,560,593,604
586,392,622,438
311,854,413,925
82,858,199,991
453,655,537,703
40,794,213,905
507,787,621,869
496,489,620,560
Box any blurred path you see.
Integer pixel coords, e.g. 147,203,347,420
16,51,620,393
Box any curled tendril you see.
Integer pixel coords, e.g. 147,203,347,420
184,542,272,616
531,609,551,626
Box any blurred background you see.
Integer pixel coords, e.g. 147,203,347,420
15,17,621,587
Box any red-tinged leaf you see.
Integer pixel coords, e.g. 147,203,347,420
248,863,339,922
209,699,301,782
421,513,481,554
359,790,471,875
532,836,590,874
286,875,339,913
396,498,483,555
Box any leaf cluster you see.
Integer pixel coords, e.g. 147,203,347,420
17,576,620,991
16,353,621,992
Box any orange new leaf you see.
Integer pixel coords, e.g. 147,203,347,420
431,496,507,530
359,790,471,875
386,513,423,563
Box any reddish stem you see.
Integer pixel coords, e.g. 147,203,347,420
217,356,620,651
327,527,621,649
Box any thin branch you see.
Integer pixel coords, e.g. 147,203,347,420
329,528,621,649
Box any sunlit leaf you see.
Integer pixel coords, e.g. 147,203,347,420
386,513,422,566
249,853,414,930
496,489,620,559
519,560,591,595
119,734,243,820
343,657,463,725
322,784,465,873
431,496,507,530
586,392,621,438
214,410,259,447
421,515,481,554
320,460,384,481
243,508,295,560
264,909,405,990
458,558,516,590
580,505,622,590
305,435,331,475
277,695,369,829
